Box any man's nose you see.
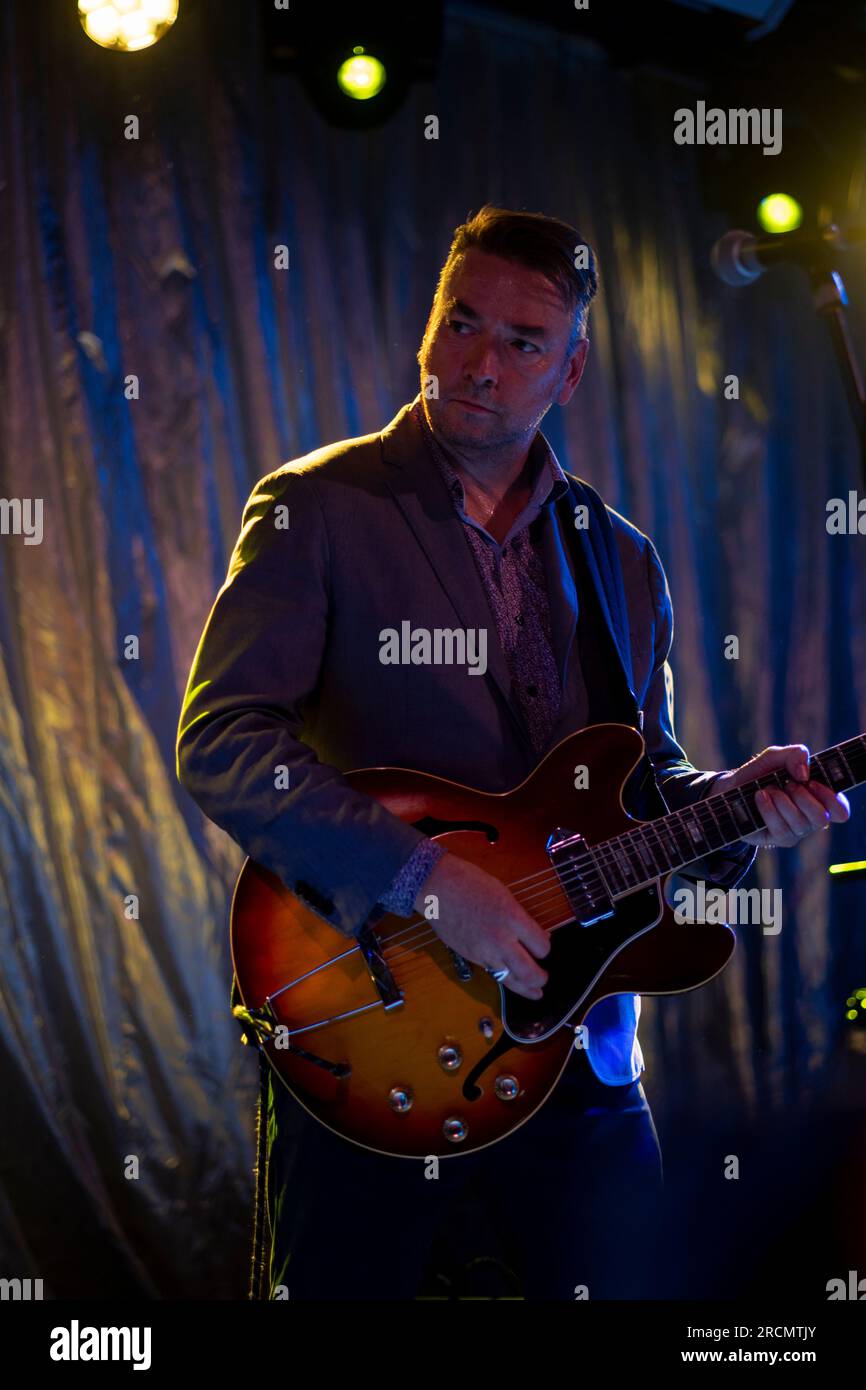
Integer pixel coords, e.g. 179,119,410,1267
463,338,499,384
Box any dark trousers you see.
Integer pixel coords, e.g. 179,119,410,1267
265,1045,664,1301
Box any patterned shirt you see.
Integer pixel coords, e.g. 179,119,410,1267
377,400,570,915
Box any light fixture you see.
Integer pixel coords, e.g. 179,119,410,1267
336,47,387,102
78,0,179,53
757,192,803,234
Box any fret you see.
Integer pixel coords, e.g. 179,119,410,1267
698,797,724,849
593,732,866,896
600,843,630,896
654,818,683,866
643,819,671,873
667,811,699,863
609,836,645,886
634,825,665,875
678,807,714,858
847,737,864,770
726,787,760,835
818,750,851,791
810,752,833,789
623,834,650,882
846,735,866,780
834,746,855,783
705,794,742,844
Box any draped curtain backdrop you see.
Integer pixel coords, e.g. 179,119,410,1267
1,0,864,1297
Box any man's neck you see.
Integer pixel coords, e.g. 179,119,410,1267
420,404,538,503
420,409,543,542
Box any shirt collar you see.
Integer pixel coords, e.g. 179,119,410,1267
412,398,570,516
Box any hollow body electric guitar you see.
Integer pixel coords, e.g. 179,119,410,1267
231,722,865,1159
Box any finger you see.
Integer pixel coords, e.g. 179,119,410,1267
501,969,544,1000
783,783,837,831
755,787,807,844
504,940,548,993
804,781,851,822
782,745,811,780
514,914,552,959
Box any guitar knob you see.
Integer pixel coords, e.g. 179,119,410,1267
443,1117,468,1143
437,1044,462,1071
494,1074,520,1100
388,1086,413,1113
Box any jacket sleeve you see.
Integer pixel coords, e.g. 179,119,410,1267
176,467,430,937
640,538,757,890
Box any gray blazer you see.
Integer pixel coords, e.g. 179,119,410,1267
176,395,755,940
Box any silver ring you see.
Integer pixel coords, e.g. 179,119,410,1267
488,966,510,982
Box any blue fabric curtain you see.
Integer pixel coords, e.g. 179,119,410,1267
1,0,864,1296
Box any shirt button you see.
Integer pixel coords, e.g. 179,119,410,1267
526,683,538,697
516,614,525,627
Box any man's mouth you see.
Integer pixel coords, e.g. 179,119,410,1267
452,398,495,414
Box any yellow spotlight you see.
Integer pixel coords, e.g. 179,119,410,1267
757,193,803,234
78,0,179,52
337,47,387,101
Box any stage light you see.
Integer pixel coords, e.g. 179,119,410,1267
829,859,866,874
336,48,387,101
845,989,866,1022
78,0,179,53
757,193,803,234
262,5,442,129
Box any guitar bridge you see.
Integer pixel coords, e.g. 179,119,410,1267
547,827,614,925
357,923,404,1009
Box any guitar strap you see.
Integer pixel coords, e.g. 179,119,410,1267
555,476,671,823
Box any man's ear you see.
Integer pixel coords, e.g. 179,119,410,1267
556,337,589,406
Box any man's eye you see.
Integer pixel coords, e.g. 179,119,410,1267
448,319,471,333
514,339,539,353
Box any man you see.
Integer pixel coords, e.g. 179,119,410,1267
176,206,849,1300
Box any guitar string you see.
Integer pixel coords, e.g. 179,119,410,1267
267,752,860,1004
371,749,859,955
371,777,773,957
370,759,852,969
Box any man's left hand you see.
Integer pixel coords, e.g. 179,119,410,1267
713,745,851,849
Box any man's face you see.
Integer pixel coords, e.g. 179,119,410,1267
417,247,588,453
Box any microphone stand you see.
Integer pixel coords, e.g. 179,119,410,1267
807,229,866,489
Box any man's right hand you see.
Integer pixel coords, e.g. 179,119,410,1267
413,853,550,1001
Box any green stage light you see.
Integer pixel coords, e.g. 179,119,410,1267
757,193,803,234
337,48,387,101
829,859,866,874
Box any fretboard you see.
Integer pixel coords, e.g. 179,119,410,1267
589,733,866,898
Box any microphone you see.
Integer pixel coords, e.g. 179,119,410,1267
710,224,866,287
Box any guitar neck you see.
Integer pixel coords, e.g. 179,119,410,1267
594,733,866,897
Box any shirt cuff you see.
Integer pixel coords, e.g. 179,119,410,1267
376,839,447,917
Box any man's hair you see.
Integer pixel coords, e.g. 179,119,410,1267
434,204,599,358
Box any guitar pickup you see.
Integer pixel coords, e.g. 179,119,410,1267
547,827,614,925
